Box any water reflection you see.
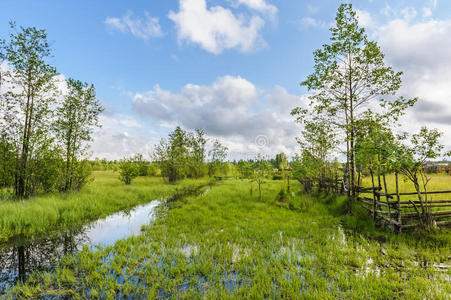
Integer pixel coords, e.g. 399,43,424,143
0,200,160,292
0,227,88,291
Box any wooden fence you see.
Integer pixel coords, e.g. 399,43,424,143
356,186,451,232
297,177,451,232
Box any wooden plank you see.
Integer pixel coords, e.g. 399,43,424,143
378,215,400,226
400,223,418,229
402,220,451,229
374,209,398,215
400,203,451,209
436,220,451,227
401,210,451,218
387,199,451,205
387,190,451,196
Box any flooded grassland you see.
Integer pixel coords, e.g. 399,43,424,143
4,178,450,299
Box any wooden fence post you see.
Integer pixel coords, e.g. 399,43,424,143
395,172,402,233
382,172,393,230
370,168,376,220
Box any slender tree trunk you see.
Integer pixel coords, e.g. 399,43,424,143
17,75,33,199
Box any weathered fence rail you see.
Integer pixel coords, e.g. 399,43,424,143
356,187,451,232
297,176,451,232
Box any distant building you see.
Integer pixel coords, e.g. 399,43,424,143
423,161,451,174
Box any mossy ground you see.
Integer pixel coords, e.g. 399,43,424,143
6,176,450,299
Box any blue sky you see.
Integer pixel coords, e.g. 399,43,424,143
1,0,451,160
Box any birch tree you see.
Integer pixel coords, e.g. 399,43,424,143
0,23,58,198
54,78,103,191
292,4,416,202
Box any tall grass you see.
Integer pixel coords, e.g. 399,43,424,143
0,171,209,242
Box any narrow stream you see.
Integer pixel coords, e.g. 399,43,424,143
0,200,161,292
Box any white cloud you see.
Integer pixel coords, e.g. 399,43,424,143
105,10,163,40
306,4,319,14
90,114,154,160
118,116,142,128
430,0,438,9
355,9,373,28
298,17,328,30
232,0,277,18
400,7,417,21
423,7,432,18
168,0,267,54
132,76,301,158
375,17,451,149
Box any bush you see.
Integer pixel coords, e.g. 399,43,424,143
118,157,139,185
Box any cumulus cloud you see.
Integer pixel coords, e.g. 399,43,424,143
374,17,451,148
422,7,432,18
132,76,301,159
90,114,154,160
168,0,268,54
232,0,277,19
355,9,373,28
105,10,163,40
297,17,329,30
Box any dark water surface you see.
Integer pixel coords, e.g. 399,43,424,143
0,200,160,291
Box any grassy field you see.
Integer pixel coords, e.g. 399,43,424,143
7,177,450,299
360,173,451,195
0,171,209,242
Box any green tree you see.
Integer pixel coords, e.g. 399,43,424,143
54,78,103,192
0,133,15,188
273,153,288,170
153,126,190,183
208,139,228,177
251,155,272,201
133,153,150,176
292,4,416,201
0,23,59,198
396,127,448,228
187,129,207,178
237,160,253,179
118,156,139,185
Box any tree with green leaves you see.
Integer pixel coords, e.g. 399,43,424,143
293,117,338,193
133,153,150,176
153,126,190,183
0,23,59,198
118,156,140,185
208,139,228,177
273,153,288,170
54,78,103,192
292,4,416,201
188,129,207,178
251,155,272,201
0,133,15,188
396,127,449,228
237,160,253,179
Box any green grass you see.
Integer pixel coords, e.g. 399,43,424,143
7,178,450,299
360,173,451,197
0,171,209,242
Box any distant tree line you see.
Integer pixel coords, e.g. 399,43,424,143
116,127,229,185
0,23,103,198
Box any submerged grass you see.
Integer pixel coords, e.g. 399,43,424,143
7,178,450,299
0,171,209,242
